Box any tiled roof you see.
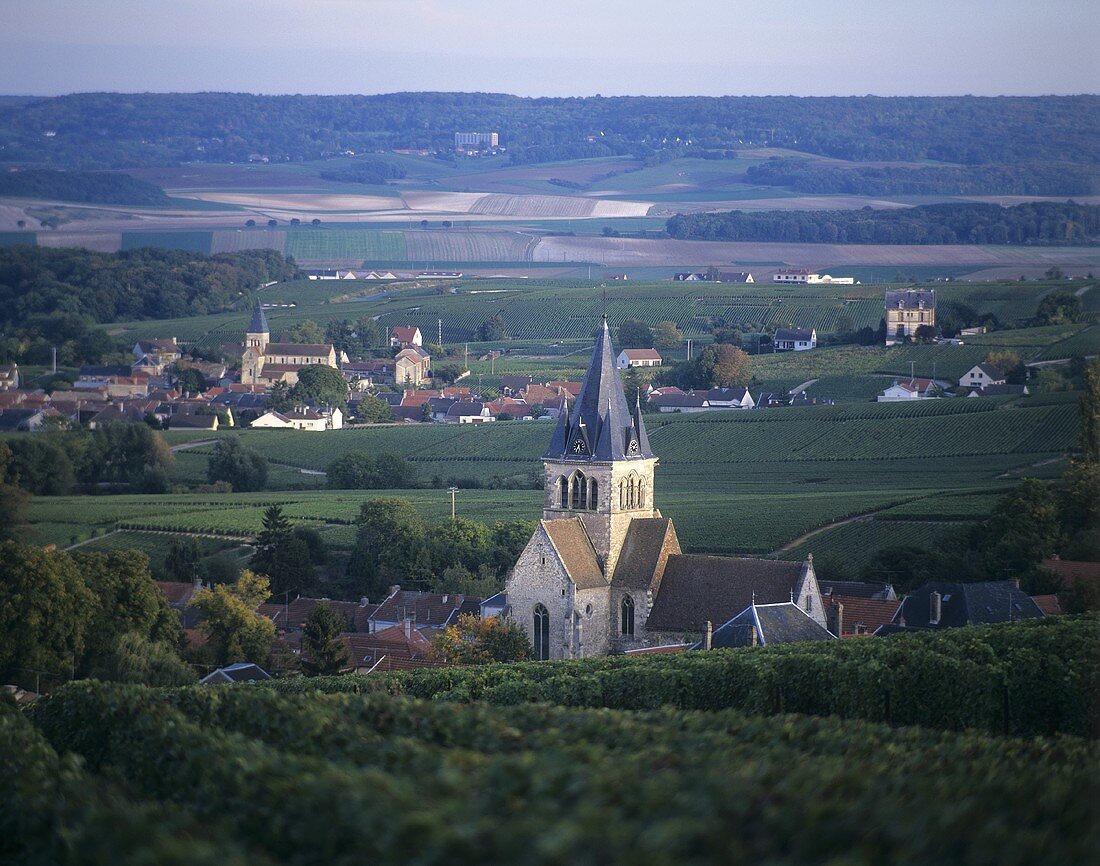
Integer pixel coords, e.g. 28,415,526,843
264,343,333,356
1041,559,1100,586
610,518,680,592
1031,594,1063,615
621,349,662,360
155,581,197,606
371,590,470,627
543,519,607,590
827,595,900,635
646,556,805,632
391,326,420,342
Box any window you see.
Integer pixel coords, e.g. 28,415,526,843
559,475,568,509
805,594,812,614
571,472,586,510
619,480,625,509
588,477,598,511
621,596,635,638
637,477,646,509
533,604,550,660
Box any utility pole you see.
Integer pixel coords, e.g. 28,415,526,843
438,318,442,347
686,338,692,361
448,486,458,519
464,342,468,370
52,347,57,374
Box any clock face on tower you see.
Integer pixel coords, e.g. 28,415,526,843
628,438,639,454
572,438,587,454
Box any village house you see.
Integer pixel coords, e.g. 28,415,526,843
699,602,835,649
773,327,817,352
880,580,1043,633
390,325,423,349
773,269,854,285
648,386,754,413
616,348,663,369
503,318,823,659
877,377,946,402
395,346,432,385
251,406,343,431
959,363,1006,390
885,289,936,346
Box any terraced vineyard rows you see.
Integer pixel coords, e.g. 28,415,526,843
403,230,535,262
284,230,407,261
211,229,288,254
778,518,981,571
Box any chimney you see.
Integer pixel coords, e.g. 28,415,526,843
192,575,202,590
389,585,401,596
704,620,713,651
750,624,758,646
403,615,413,640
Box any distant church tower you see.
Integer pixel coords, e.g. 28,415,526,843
542,317,659,576
241,302,270,385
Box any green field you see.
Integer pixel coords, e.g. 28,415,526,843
120,231,213,253
284,230,408,261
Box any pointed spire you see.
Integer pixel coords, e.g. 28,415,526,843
543,316,654,461
248,301,269,335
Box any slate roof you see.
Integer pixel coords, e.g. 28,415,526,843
545,317,653,462
703,602,835,648
885,289,936,309
200,662,271,684
543,519,607,590
248,303,270,334
975,363,1006,380
371,590,473,627
819,580,896,600
774,327,815,342
894,580,1044,629
264,343,333,356
610,517,680,592
646,556,805,632
650,392,707,409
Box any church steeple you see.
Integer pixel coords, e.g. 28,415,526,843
545,317,655,462
245,301,270,352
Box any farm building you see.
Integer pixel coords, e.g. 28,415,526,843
773,327,817,352
616,348,663,369
773,269,854,285
885,289,936,346
503,318,822,659
877,378,944,402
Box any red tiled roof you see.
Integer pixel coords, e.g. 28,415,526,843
1041,559,1100,586
621,349,662,361
1031,594,1063,616
827,595,901,636
155,581,196,605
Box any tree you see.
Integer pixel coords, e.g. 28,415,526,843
207,437,268,492
981,479,1062,580
290,364,348,408
311,218,321,226
5,435,77,495
914,324,937,344
90,632,196,686
188,570,275,665
0,542,94,685
0,442,30,541
301,605,350,676
1079,361,1100,461
653,321,683,352
76,550,183,672
695,343,750,388
267,219,278,227
476,316,506,341
250,505,315,596
164,538,202,582
1034,290,1081,325
84,423,173,484
283,320,325,344
488,519,537,576
618,319,654,349
326,452,416,489
174,366,207,394
357,394,394,423
346,497,430,598
427,517,493,575
428,614,532,664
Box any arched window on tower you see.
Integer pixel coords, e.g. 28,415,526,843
558,475,568,510
619,479,626,510
621,595,635,638
626,474,636,509
571,471,586,510
533,604,550,660
637,477,646,509
588,477,598,511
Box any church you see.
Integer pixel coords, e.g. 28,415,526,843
506,318,824,658
240,303,343,386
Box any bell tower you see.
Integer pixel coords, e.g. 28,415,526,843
245,302,270,353
542,317,659,576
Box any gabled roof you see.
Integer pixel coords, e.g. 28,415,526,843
774,327,815,342
975,363,1006,380
885,289,936,309
542,519,607,590
610,517,680,592
819,579,895,600
894,580,1044,628
646,556,806,633
248,303,270,334
826,595,900,635
200,662,270,684
620,348,662,361
391,325,421,342
371,589,472,627
545,318,653,462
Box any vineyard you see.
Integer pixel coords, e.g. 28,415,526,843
8,617,1094,864
284,230,408,262
777,518,981,571
402,229,536,263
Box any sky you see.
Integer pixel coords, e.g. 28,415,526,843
1,0,1097,98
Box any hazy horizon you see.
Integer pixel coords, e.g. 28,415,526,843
2,0,1097,99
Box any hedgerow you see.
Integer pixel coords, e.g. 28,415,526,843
271,615,1100,738
25,680,1099,866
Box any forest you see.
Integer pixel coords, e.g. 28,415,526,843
0,168,169,205
0,92,1096,171
0,246,299,328
744,158,1100,197
665,201,1100,245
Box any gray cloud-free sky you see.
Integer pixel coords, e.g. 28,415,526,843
2,0,1097,97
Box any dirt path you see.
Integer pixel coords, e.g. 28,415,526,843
789,378,819,395
64,530,120,551
170,438,217,453
770,499,918,555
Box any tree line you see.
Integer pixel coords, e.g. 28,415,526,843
0,168,170,205
666,201,1100,245
744,158,1100,197
2,93,1095,170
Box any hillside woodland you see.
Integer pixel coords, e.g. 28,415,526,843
0,94,1096,180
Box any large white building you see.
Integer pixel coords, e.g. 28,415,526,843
773,269,854,285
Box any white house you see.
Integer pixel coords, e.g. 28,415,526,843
959,363,1006,390
251,407,343,431
616,348,663,369
773,269,854,285
390,326,423,348
877,378,942,402
773,328,817,352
